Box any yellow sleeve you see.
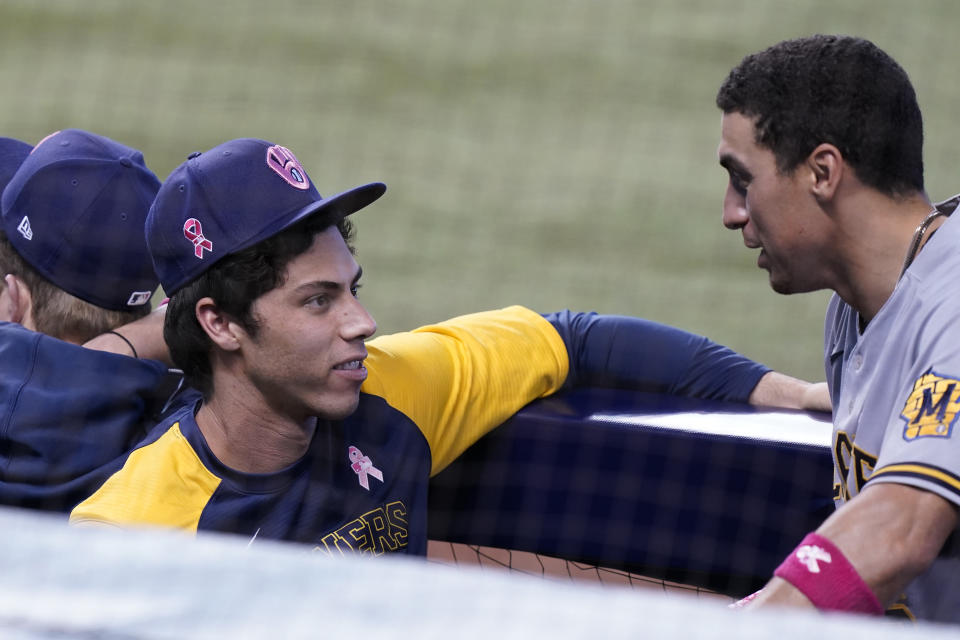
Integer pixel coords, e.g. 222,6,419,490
69,423,221,532
361,305,569,476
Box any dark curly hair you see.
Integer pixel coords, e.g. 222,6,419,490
716,34,924,197
164,213,355,396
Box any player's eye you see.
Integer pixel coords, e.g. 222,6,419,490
729,172,749,197
351,284,362,298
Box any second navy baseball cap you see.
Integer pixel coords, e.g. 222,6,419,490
1,129,162,310
146,138,386,295
0,138,32,194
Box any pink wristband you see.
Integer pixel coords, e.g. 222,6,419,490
774,533,883,615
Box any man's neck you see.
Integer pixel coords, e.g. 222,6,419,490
195,379,317,474
831,190,938,325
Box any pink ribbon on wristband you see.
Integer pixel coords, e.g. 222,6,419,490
774,532,883,615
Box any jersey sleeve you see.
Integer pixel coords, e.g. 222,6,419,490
543,310,771,402
866,299,960,508
69,420,221,532
361,306,569,476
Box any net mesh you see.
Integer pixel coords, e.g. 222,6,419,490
1,2,959,635
427,541,732,600
3,1,957,382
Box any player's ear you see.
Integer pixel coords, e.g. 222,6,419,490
807,143,844,202
194,297,242,352
0,274,33,327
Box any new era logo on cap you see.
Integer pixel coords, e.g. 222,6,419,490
16,216,32,240
0,129,161,311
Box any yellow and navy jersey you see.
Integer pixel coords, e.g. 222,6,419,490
70,306,770,554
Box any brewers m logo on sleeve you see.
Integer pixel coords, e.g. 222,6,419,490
899,370,960,441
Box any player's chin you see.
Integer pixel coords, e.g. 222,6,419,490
769,274,791,294
315,393,362,421
766,262,825,295
768,272,809,296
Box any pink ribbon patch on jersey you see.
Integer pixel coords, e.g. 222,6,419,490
348,445,383,491
265,144,310,190
183,218,213,258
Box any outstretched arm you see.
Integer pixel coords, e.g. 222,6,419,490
87,307,829,412
750,375,831,412
544,310,828,411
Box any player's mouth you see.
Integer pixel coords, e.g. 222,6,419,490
333,357,368,382
757,248,769,270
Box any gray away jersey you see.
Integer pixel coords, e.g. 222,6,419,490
825,194,960,622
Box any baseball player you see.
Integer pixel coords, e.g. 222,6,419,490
71,138,826,552
0,130,183,512
717,36,959,622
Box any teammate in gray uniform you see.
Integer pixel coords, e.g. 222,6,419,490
716,35,959,622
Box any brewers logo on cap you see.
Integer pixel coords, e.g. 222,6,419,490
266,145,309,190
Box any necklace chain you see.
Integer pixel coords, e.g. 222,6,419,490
900,208,948,277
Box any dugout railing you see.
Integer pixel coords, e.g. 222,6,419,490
427,388,835,595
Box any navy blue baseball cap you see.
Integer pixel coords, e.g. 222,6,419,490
0,129,161,311
0,138,32,193
146,138,386,294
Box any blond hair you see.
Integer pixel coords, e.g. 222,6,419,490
0,232,151,343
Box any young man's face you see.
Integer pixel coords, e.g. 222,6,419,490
238,225,377,422
717,111,830,295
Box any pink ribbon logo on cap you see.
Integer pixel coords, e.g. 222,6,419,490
348,445,383,491
266,144,310,190
183,218,213,258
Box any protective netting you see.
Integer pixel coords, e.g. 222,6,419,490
6,1,955,381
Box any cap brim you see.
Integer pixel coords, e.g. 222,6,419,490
233,181,386,256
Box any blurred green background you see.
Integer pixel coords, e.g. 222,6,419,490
2,0,957,382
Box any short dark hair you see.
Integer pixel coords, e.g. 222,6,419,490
0,232,150,343
164,213,355,396
716,34,924,197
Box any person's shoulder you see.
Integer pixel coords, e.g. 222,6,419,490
70,405,218,531
0,321,41,350
899,212,960,301
0,322,41,372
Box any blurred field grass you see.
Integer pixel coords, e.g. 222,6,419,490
2,0,958,382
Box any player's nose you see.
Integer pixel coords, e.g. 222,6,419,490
722,184,748,230
342,295,377,341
